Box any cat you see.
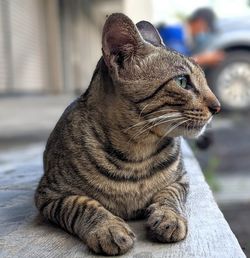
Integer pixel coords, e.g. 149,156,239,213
35,13,220,255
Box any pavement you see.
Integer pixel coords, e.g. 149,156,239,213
196,111,250,205
191,109,250,257
0,95,74,150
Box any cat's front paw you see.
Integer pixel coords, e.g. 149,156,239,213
146,206,187,243
86,217,135,255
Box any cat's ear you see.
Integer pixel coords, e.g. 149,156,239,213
102,13,144,69
136,21,165,47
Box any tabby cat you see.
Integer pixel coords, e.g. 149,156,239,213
35,13,220,255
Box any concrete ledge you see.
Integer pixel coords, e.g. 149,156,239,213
0,140,245,258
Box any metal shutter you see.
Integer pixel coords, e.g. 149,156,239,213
9,0,48,92
0,1,9,93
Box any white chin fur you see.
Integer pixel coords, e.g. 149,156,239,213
166,118,212,139
183,117,212,139
191,124,207,138
160,117,213,139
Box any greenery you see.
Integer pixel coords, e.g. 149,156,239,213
203,156,220,192
190,141,220,192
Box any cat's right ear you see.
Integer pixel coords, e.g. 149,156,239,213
102,13,143,70
136,21,165,47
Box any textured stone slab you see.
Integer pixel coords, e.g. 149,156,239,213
0,141,245,258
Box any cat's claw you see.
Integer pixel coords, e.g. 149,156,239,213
86,218,135,255
146,208,187,243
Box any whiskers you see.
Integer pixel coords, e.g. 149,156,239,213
130,116,184,142
124,107,188,142
124,109,180,132
157,118,190,145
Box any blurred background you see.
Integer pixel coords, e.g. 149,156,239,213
0,0,249,256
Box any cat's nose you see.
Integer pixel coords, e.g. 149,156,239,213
208,102,221,115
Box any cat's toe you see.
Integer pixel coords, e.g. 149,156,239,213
86,219,135,255
147,209,187,243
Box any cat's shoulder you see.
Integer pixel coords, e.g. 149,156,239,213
59,97,86,120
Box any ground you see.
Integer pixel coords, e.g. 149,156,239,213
220,203,250,255
0,95,249,257
193,110,250,257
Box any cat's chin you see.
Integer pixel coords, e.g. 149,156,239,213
165,122,209,139
182,123,208,139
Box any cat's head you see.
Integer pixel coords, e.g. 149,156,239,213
102,13,220,139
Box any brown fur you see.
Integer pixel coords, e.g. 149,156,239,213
35,13,220,255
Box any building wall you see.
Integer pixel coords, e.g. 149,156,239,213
123,0,153,23
59,0,124,93
0,1,7,92
0,0,51,94
60,0,153,93
9,0,49,92
0,0,153,95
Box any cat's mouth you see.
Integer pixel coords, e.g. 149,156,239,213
181,117,213,138
150,113,213,139
155,116,212,139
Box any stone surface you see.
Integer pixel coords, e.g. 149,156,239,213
0,141,245,258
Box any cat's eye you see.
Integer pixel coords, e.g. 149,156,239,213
175,75,191,90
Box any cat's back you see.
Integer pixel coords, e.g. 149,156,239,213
44,96,89,161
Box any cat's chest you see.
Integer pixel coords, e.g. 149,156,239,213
99,160,179,219
103,180,158,219
83,138,181,218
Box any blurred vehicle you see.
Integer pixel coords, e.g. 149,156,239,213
205,17,250,110
159,16,250,111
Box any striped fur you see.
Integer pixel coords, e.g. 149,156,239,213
35,13,220,255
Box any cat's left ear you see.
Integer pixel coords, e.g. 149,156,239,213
136,21,165,47
102,13,144,69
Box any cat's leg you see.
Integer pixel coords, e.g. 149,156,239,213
35,193,135,255
146,172,189,243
